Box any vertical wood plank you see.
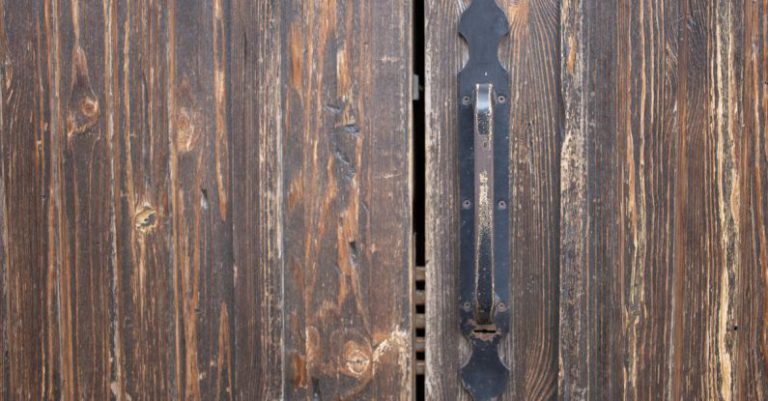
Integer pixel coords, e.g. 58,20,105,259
0,1,58,399
4,1,415,399
559,0,768,399
0,137,5,401
230,0,285,399
281,1,413,399
168,0,234,399
0,58,6,398
557,0,588,397
425,0,562,399
109,0,176,399
366,1,413,396
424,2,464,400
54,0,114,399
0,3,7,399
0,4,7,397
503,1,562,399
736,0,768,398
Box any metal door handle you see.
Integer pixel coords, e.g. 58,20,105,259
472,83,495,326
457,1,511,400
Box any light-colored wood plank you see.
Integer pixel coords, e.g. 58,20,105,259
167,1,235,399
559,0,768,399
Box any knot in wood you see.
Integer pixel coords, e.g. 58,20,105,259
343,340,371,379
80,97,99,118
134,206,158,234
66,96,100,136
175,108,199,152
66,47,100,137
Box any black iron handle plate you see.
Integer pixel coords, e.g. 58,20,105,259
458,1,511,400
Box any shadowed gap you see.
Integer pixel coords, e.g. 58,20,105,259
413,0,426,400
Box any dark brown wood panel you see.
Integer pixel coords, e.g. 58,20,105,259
0,0,412,400
109,0,175,399
0,1,56,399
167,1,235,399
57,0,114,398
230,0,285,399
281,1,413,400
559,0,768,399
9,0,766,399
737,1,768,398
425,1,562,400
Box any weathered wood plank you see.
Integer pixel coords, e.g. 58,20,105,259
425,0,562,399
54,0,114,399
109,0,176,399
502,2,561,399
423,3,464,400
736,1,768,399
0,49,6,397
0,3,7,398
559,0,768,399
0,1,58,399
230,0,284,399
3,1,414,399
167,0,234,399
281,1,413,399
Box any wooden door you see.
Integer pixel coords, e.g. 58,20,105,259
2,1,767,401
557,1,768,399
424,1,768,401
0,1,412,400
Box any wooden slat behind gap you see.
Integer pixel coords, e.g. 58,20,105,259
415,264,426,376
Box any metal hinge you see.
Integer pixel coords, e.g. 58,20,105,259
457,1,511,400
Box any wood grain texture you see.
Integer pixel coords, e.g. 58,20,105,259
0,0,765,400
167,1,235,399
0,1,57,399
1,0,413,400
281,1,413,400
109,0,175,399
57,0,114,398
737,1,768,398
559,0,768,399
425,0,562,400
230,0,285,400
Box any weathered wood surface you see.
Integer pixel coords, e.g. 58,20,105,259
0,1,412,400
559,0,768,400
280,1,413,400
429,0,768,400
425,0,562,400
3,0,767,399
